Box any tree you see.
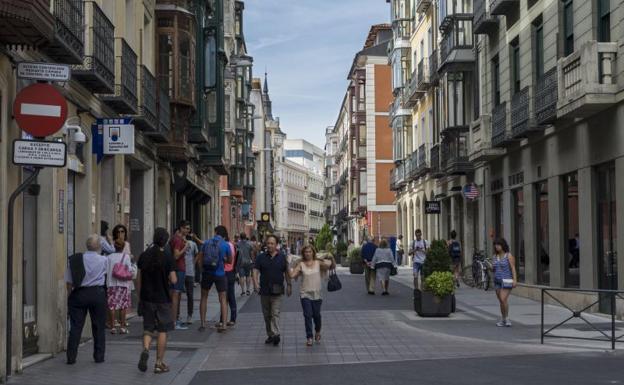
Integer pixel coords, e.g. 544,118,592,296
314,224,333,251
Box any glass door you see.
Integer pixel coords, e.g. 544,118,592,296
597,163,617,313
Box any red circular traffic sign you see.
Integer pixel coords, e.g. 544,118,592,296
13,83,68,137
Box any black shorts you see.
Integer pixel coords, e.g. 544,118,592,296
201,272,227,292
141,301,174,334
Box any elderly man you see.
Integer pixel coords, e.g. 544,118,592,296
65,234,108,364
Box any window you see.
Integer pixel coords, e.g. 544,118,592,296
533,16,544,79
536,181,550,285
564,173,579,288
598,0,610,42
563,0,574,56
492,55,500,106
510,38,520,94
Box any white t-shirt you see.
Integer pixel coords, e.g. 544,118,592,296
185,240,199,277
106,252,135,288
412,239,428,264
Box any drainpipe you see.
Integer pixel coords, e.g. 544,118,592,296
6,167,41,381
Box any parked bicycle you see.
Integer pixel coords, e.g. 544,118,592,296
471,250,491,291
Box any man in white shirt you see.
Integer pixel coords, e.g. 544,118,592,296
396,235,404,265
409,229,428,289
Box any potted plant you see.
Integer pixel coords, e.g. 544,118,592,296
335,241,347,265
348,247,364,274
414,240,454,317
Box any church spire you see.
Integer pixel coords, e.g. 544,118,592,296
262,70,273,120
263,71,269,95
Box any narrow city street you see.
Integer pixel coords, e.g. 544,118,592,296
9,270,624,385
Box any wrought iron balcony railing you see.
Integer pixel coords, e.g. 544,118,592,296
417,143,429,175
149,88,170,143
489,0,519,17
491,102,510,147
430,143,443,178
45,0,84,64
392,18,412,41
101,39,138,114
417,59,431,90
473,0,498,35
0,0,54,47
534,67,558,125
135,66,158,132
429,50,439,83
510,86,534,138
439,20,474,72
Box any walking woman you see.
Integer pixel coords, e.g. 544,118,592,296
371,239,395,295
492,238,517,327
289,245,335,346
106,238,135,334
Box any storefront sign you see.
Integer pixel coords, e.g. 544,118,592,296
424,200,441,214
103,122,135,154
12,140,66,167
17,62,71,82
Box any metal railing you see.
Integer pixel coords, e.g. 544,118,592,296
535,67,558,125
138,66,158,130
392,17,412,40
510,86,530,137
48,0,84,63
541,287,624,350
491,102,507,147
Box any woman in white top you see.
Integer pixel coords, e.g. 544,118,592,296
371,239,396,295
106,239,135,334
289,245,335,346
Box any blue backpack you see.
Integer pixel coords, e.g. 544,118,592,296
202,238,221,271
449,241,461,259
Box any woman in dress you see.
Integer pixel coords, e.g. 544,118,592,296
289,245,335,346
106,238,135,334
371,239,395,295
492,238,517,327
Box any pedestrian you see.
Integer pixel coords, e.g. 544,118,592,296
371,239,396,295
100,220,115,255
396,235,404,266
221,235,238,327
236,233,254,296
136,227,177,373
65,234,108,364
197,225,231,333
106,238,136,334
289,245,335,346
169,220,190,330
409,229,428,289
492,238,517,327
109,224,133,329
253,234,292,346
448,230,462,288
112,224,131,253
361,237,378,295
183,232,201,324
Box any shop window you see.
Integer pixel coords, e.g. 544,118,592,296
513,188,525,282
536,181,550,285
564,173,579,287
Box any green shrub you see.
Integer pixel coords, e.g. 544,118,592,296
422,239,452,277
347,247,361,265
336,241,347,258
315,224,333,251
424,271,454,298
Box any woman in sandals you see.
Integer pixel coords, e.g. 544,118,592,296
289,245,335,346
106,238,135,334
492,238,517,327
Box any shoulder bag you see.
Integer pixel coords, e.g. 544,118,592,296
327,269,342,292
112,254,134,281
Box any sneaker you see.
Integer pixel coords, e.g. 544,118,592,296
246,290,251,296
496,320,506,327
265,336,274,344
186,316,193,324
138,349,149,372
272,335,281,346
175,321,188,330
505,319,512,327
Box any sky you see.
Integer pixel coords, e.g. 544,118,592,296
245,0,390,149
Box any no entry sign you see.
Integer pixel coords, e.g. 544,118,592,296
13,83,68,138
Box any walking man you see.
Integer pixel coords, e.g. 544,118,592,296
65,234,108,364
197,225,231,333
396,235,404,266
183,232,201,324
169,220,190,330
410,229,428,288
236,233,254,296
361,237,378,294
137,228,177,374
254,235,292,346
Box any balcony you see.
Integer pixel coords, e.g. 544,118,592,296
100,39,138,114
511,86,539,138
390,163,406,191
440,2,473,34
473,0,498,35
416,144,430,176
534,67,558,125
0,0,54,47
404,151,417,181
469,115,505,162
439,20,474,73
430,144,444,178
429,51,439,84
416,0,433,13
44,0,84,64
406,70,422,106
491,102,513,147
72,2,114,94
149,88,170,143
134,66,158,133
489,0,519,17
441,135,473,175
392,18,412,44
417,59,431,91
556,40,617,119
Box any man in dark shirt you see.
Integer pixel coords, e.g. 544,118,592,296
136,227,177,374
253,234,292,346
169,220,190,330
361,237,378,295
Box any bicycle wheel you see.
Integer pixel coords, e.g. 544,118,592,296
471,263,479,288
483,270,490,291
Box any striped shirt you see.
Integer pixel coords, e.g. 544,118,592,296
493,253,513,281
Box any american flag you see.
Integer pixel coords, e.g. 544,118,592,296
463,183,479,200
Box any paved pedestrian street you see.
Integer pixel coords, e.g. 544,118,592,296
9,270,624,385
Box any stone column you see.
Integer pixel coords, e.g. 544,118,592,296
548,176,565,287
578,167,598,289
523,183,537,285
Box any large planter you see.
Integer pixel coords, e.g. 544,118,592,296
413,289,453,317
350,261,364,274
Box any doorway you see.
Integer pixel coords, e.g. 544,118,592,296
596,163,617,313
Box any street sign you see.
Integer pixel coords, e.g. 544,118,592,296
17,62,71,82
424,200,441,214
12,139,67,167
13,83,68,138
102,121,135,154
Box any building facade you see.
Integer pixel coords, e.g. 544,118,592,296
326,24,396,245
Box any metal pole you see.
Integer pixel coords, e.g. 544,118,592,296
6,167,41,381
540,288,545,344
611,292,616,350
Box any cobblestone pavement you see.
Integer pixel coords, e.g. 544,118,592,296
9,269,624,385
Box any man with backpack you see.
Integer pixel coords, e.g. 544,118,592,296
236,233,255,296
448,230,462,288
410,229,428,289
196,225,231,333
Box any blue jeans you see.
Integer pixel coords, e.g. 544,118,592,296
300,298,322,339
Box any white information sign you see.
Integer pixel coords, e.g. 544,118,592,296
17,62,71,82
13,140,67,167
103,123,135,154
